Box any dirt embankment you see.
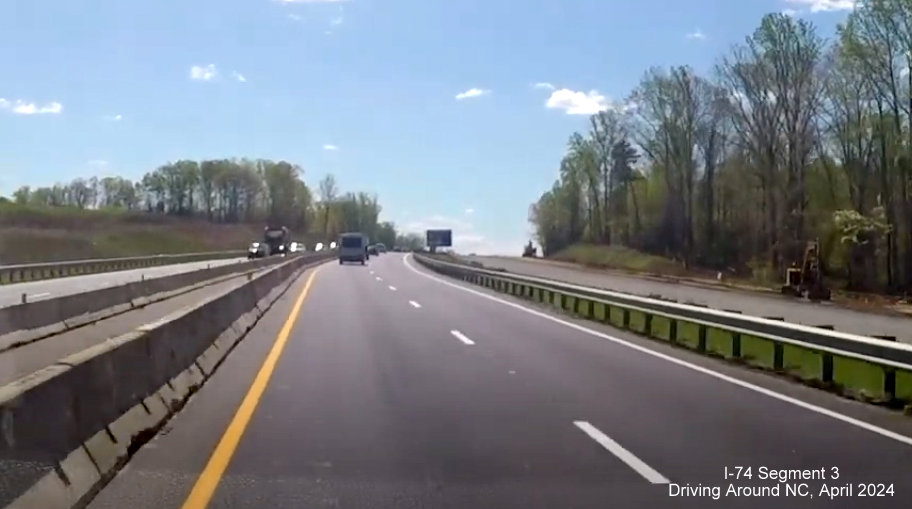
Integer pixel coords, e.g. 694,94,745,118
0,203,318,264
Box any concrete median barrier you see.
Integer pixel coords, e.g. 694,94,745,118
0,251,333,509
0,255,292,352
413,254,912,413
0,251,245,286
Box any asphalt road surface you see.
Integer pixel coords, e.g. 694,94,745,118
0,257,247,309
468,255,912,343
85,253,912,509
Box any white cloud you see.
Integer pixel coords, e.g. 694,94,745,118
455,88,490,100
545,88,610,115
533,82,556,90
88,159,109,168
232,71,247,82
686,29,706,40
190,64,218,81
782,8,800,16
331,16,343,26
287,13,303,21
323,144,339,150
104,113,123,121
0,98,63,115
464,207,474,215
782,0,855,13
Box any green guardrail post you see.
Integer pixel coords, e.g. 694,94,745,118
870,335,898,400
732,332,742,359
763,317,785,370
773,344,784,370
816,325,835,383
885,368,897,402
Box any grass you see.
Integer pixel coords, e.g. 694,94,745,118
0,203,321,264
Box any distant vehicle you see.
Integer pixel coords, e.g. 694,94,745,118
247,242,268,260
339,232,368,265
368,245,379,256
289,241,303,253
376,243,387,253
263,226,291,257
315,242,324,252
330,241,338,249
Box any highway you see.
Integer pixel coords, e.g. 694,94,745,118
468,256,912,343
0,257,247,309
84,253,912,509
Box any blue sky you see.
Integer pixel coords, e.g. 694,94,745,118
1,0,853,254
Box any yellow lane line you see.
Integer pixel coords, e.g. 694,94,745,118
180,268,321,509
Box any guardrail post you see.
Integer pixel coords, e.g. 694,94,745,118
644,313,653,336
816,326,835,383
762,317,785,370
885,368,897,402
668,319,678,344
697,324,707,352
622,309,630,329
21,293,26,304
732,332,741,359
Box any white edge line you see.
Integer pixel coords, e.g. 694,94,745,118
401,254,912,447
408,300,421,308
29,292,51,298
574,421,669,484
389,285,397,291
450,329,475,345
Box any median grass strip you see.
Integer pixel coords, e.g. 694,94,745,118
833,357,892,402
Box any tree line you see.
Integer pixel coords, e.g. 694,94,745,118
8,158,399,246
530,3,912,293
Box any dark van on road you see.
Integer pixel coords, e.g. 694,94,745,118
339,232,368,265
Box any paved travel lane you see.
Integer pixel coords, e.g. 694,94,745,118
0,257,246,308
87,253,912,509
468,255,912,343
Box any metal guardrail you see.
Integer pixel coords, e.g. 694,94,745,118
415,254,912,406
0,250,246,285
